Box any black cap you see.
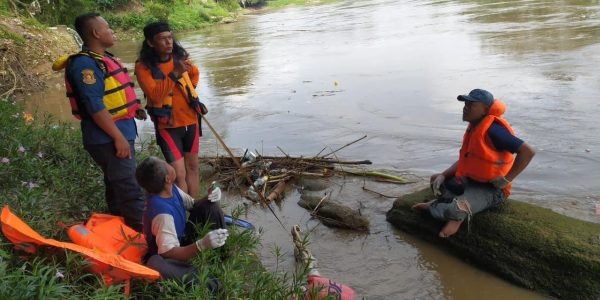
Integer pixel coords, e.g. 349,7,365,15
143,22,171,40
457,89,494,106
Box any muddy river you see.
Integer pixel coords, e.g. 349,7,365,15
24,0,600,298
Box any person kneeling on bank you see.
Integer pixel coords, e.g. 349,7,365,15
412,89,535,238
136,156,227,290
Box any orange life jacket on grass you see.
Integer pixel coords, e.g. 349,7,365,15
455,99,515,197
0,206,158,295
53,51,141,121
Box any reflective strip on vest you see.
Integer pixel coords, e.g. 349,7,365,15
65,51,139,121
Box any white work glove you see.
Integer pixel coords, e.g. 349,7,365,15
195,228,229,251
490,176,511,189
207,182,221,202
431,174,445,197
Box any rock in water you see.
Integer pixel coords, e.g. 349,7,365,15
299,193,369,232
298,178,329,191
386,188,600,299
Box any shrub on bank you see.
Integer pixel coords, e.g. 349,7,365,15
0,99,308,298
1,0,240,32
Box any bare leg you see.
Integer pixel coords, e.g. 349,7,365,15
171,158,187,193
412,199,436,211
184,152,199,198
439,198,470,238
439,220,464,238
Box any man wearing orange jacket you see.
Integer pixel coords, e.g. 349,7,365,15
413,89,535,238
135,22,205,198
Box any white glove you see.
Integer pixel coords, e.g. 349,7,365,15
431,174,445,197
208,183,222,202
195,228,229,251
490,176,510,189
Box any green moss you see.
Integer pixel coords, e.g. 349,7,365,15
386,188,600,299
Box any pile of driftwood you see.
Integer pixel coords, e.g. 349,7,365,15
202,155,380,198
199,136,408,231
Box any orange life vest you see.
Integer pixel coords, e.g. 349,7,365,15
54,51,141,121
455,99,515,197
305,275,355,300
143,62,206,126
0,206,159,295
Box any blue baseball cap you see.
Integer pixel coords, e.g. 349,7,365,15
457,89,494,106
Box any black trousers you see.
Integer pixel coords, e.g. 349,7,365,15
84,141,144,231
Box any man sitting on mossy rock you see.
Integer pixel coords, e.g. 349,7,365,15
412,89,535,238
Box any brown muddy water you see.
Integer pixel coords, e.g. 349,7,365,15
23,0,600,298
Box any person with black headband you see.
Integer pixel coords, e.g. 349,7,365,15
135,22,206,199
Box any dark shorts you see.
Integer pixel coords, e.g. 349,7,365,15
156,123,199,163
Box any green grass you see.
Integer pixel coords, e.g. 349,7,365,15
103,0,238,33
22,17,46,30
0,25,25,45
0,99,310,298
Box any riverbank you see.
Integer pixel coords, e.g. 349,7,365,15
0,99,311,298
0,17,78,98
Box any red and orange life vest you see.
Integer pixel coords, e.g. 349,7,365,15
455,99,515,197
142,62,206,126
53,51,140,121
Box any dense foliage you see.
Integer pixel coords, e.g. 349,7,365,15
1,0,269,31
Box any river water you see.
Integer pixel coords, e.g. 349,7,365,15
24,0,600,298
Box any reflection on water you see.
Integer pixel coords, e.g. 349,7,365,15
21,0,600,298
457,0,600,54
183,22,260,97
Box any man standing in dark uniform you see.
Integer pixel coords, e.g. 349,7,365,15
64,13,144,231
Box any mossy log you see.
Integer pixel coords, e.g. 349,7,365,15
386,188,600,299
299,193,370,232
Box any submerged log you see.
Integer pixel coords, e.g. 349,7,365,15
386,188,600,299
299,193,370,232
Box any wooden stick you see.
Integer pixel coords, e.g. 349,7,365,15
320,135,367,158
276,146,290,158
313,146,327,158
362,186,397,198
258,156,372,165
310,193,330,216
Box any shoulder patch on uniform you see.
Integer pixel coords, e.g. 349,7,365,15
82,69,96,85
